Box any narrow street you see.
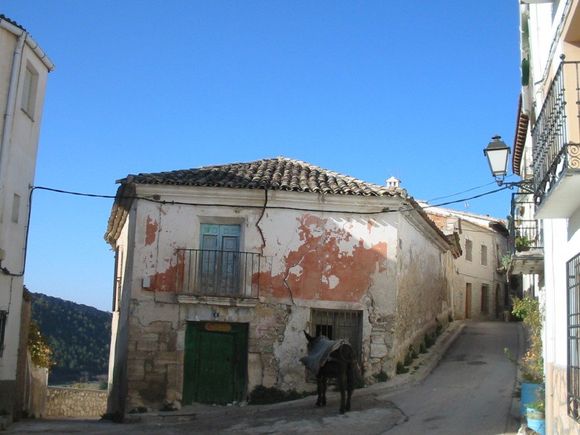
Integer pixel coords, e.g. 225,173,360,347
385,321,520,435
8,321,521,435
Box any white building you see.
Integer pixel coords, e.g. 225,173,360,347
0,15,53,418
512,0,580,432
425,206,509,321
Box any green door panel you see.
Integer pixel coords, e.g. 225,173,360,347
183,322,248,405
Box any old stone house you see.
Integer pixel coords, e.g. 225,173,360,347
104,157,456,414
425,207,509,321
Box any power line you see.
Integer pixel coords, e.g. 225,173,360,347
426,181,497,202
32,184,509,214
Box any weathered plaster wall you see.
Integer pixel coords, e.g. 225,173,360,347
392,214,450,369
546,363,580,435
110,187,451,409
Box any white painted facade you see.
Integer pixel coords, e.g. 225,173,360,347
105,176,455,414
424,207,509,321
514,1,580,433
0,16,53,416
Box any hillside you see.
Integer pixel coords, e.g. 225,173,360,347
30,292,112,384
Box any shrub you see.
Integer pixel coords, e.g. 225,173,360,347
512,296,543,383
396,362,409,374
374,371,388,382
28,321,53,368
248,386,309,405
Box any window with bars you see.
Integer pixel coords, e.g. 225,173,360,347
568,252,580,421
0,310,7,357
310,308,362,362
481,244,488,266
465,239,473,262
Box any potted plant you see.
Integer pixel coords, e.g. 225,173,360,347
526,395,545,435
515,235,532,252
512,296,544,417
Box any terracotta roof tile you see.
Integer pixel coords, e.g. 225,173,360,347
121,157,401,197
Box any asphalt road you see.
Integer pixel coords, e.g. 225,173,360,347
7,321,520,434
385,321,520,435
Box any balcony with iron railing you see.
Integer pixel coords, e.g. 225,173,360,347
508,193,543,275
532,58,580,219
175,249,262,303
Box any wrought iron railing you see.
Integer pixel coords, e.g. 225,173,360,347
532,59,580,205
509,193,543,254
176,248,261,298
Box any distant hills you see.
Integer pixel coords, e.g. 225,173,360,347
30,292,112,385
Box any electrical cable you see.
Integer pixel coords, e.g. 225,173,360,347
32,184,510,215
426,181,497,202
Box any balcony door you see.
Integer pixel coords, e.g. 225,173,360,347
199,224,241,296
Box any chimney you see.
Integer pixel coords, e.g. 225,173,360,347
386,176,401,189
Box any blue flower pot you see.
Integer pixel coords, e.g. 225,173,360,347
520,382,542,416
527,412,545,435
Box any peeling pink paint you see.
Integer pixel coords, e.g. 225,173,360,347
145,217,159,246
148,251,184,292
255,214,387,302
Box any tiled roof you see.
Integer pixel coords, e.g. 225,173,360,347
121,157,403,197
512,95,529,176
0,14,27,32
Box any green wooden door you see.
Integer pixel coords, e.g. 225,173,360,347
183,322,248,405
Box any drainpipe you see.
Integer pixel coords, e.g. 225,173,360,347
0,20,27,261
0,21,26,178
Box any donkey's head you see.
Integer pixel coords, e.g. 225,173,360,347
304,330,324,353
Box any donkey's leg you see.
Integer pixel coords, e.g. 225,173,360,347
345,364,353,412
337,369,347,414
321,376,327,406
316,375,323,407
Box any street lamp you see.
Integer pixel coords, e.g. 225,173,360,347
483,135,510,180
483,135,534,193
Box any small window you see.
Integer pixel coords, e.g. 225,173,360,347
481,284,489,314
465,239,473,262
21,64,38,119
481,245,488,266
11,193,20,223
310,309,362,362
0,310,7,357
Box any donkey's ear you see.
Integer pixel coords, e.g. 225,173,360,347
304,330,314,342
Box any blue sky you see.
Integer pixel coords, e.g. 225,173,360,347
2,1,521,311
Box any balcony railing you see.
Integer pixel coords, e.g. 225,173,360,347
532,60,580,209
176,248,261,298
509,193,543,254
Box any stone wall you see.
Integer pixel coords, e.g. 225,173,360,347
44,387,107,418
546,363,580,435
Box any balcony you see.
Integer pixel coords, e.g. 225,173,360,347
532,60,580,219
509,193,543,275
175,249,262,305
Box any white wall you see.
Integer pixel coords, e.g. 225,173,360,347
0,21,51,412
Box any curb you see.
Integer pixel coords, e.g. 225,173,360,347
364,320,466,399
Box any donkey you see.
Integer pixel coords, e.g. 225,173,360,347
300,331,355,414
